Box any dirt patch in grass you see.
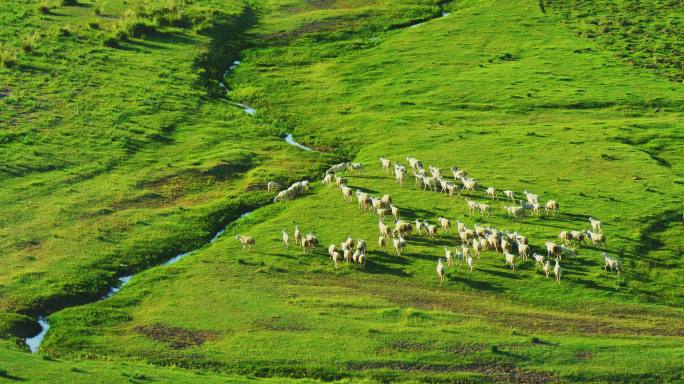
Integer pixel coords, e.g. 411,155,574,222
252,317,310,332
134,323,217,349
462,361,555,383
446,343,488,355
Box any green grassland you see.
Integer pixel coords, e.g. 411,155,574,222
1,0,683,382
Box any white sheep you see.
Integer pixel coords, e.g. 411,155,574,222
390,205,400,219
235,234,255,251
294,225,302,246
282,230,290,249
486,187,497,200
436,258,446,284
356,239,367,253
422,175,438,192
465,199,479,213
335,176,348,188
546,241,561,259
358,251,366,269
504,252,516,271
343,248,353,263
478,203,492,217
444,247,454,267
543,260,551,278
603,252,621,275
425,222,438,240
518,242,530,260
554,259,562,283
533,253,545,268
380,157,391,174
393,236,406,256
559,231,571,245
347,162,364,174
524,190,539,205
586,230,606,246
466,255,474,272
340,185,353,202
381,194,392,205
393,220,413,237
273,189,293,202
504,205,524,218
472,238,482,259
414,219,423,236
461,177,478,193
589,217,603,233
407,157,420,170
503,190,515,203
332,251,341,269
438,217,452,235
323,173,334,187
545,200,559,215
342,237,354,250
379,221,390,239
326,162,347,174
302,234,318,253
378,236,386,251
267,181,281,193
570,230,587,246
328,244,336,258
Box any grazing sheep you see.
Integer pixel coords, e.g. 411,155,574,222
503,190,516,203
545,200,559,215
586,230,606,246
603,252,621,275
323,173,334,187
543,260,551,278
559,231,571,245
486,187,497,200
282,230,290,249
343,248,353,263
546,242,561,259
518,242,530,260
504,205,525,218
478,203,492,217
235,234,255,251
294,226,302,246
358,251,366,269
437,258,446,284
379,221,390,239
347,163,363,175
393,220,413,237
516,234,529,245
466,199,479,213
425,222,438,240
504,252,516,271
332,251,341,268
352,249,361,263
570,230,587,246
395,166,407,186
407,157,421,170
554,259,562,283
523,190,539,205
457,221,466,233
531,202,541,215
335,176,348,188
390,205,400,219
381,194,393,205
589,217,603,233
533,253,545,268
415,219,424,236
328,244,336,258
445,182,459,197
438,217,452,235
393,236,406,256
413,169,426,186
466,255,474,272
422,176,438,192
472,238,482,259
326,162,347,174
267,181,281,193
302,234,318,253
501,239,512,255
461,177,478,193
274,189,293,202
376,207,388,219
356,239,367,253
340,185,353,202
429,165,442,179
378,236,386,251
461,244,471,260
380,157,391,174
342,237,354,250
356,190,371,211
445,247,454,267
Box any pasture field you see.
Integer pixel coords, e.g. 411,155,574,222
0,0,683,382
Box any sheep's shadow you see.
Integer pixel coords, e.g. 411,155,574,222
449,274,503,292
363,260,411,277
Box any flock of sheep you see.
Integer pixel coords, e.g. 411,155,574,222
240,157,621,285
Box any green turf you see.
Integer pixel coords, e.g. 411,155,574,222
1,0,683,382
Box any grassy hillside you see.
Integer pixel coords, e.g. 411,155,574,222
1,0,683,382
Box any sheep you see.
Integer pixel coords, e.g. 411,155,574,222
457,221,466,233
407,157,421,170
302,234,318,253
501,239,512,254
445,247,454,267
347,162,364,174
358,251,366,269
267,181,281,193
460,228,475,244
451,167,467,180
425,222,438,240
503,190,516,203
586,230,606,246
466,255,474,272
282,230,290,249
437,258,446,284
603,252,621,275
274,189,293,202
516,233,528,245
523,190,539,205
343,248,353,263
504,252,516,271
422,176,438,192
301,180,310,191
546,241,561,259
429,165,442,179
356,190,371,211
504,205,524,218
554,259,562,283
352,249,361,263
465,199,479,213
328,244,336,258
376,207,388,219
472,238,482,259
380,157,391,174
393,220,413,237
379,221,390,239
543,260,551,278
486,187,497,200
438,217,452,235
413,169,426,186
570,230,587,246
461,177,478,193
342,237,354,250
381,194,393,205
559,231,571,245
390,205,400,219
588,217,603,232
332,251,341,268
533,253,545,268
356,239,367,253
438,178,450,193
326,162,347,174
393,236,406,256
415,219,423,236
235,234,255,251
395,169,406,186
323,173,334,187
461,244,470,260
531,202,541,215
445,182,459,197
294,225,302,246
340,185,353,202
479,237,489,253
378,236,386,251
544,200,559,215
478,203,492,217
335,176,348,188
518,242,530,261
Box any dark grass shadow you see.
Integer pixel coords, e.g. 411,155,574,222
448,273,503,292
0,373,26,382
363,259,411,277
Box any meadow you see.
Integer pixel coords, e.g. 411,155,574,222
0,0,683,382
